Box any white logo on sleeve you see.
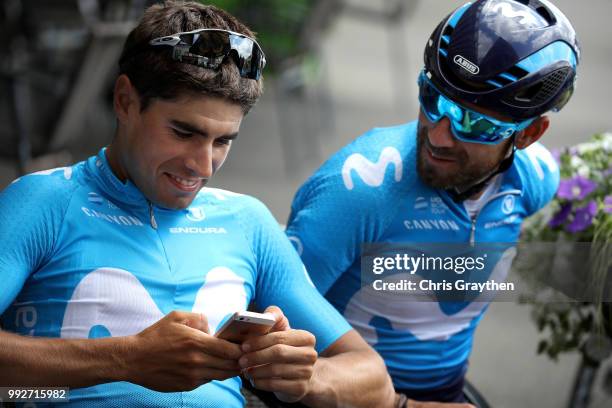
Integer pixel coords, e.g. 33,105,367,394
14,306,37,336
342,147,403,190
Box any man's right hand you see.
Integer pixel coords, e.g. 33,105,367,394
125,310,243,392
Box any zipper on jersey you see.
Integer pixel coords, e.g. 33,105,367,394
148,201,158,230
468,189,521,245
146,200,173,277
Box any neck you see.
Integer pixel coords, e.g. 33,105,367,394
450,139,516,202
104,143,128,183
468,188,486,201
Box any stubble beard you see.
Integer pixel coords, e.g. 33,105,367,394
415,124,505,191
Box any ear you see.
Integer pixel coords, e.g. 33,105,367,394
515,115,549,149
113,74,140,125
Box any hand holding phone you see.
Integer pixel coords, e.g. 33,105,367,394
238,305,318,403
215,311,276,343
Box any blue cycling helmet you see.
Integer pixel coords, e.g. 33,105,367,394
424,0,580,121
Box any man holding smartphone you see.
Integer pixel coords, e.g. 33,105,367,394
0,2,396,407
286,0,579,406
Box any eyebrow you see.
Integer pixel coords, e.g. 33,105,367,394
170,119,239,140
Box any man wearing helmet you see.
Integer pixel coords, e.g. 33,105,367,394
286,0,579,406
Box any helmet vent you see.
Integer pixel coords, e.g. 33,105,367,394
507,67,571,106
534,5,555,24
438,25,454,57
513,0,557,25
493,65,530,87
506,65,530,81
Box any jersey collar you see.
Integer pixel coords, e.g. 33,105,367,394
86,148,149,206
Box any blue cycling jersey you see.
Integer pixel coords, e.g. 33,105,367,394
286,121,559,390
0,148,351,407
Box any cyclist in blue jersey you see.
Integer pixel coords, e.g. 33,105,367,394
0,2,397,407
286,1,580,406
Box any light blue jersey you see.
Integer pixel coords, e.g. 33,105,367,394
0,148,351,407
286,121,559,390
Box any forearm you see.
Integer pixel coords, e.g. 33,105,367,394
0,330,131,388
301,349,397,408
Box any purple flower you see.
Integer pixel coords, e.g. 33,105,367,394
549,203,572,227
565,201,598,233
551,148,562,164
557,176,598,201
604,195,612,214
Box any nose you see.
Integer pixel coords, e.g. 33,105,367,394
427,117,456,148
185,140,214,179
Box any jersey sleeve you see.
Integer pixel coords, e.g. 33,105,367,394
285,125,414,294
0,170,76,314
517,142,561,215
236,196,352,353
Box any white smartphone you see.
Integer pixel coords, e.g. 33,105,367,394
214,311,276,343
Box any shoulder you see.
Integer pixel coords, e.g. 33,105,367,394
512,142,560,214
326,121,417,174
1,164,84,211
194,187,277,231
0,163,86,271
195,187,270,214
295,121,418,207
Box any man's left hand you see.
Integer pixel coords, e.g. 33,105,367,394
239,305,318,403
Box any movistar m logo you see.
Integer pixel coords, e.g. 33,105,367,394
453,55,479,75
342,147,403,190
61,266,247,338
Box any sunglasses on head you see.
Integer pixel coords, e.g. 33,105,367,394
149,28,266,80
417,70,535,144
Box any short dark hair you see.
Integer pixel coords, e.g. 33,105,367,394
118,1,263,113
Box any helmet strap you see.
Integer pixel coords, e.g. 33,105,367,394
447,137,517,203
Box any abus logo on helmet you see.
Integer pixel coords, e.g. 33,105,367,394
453,55,479,75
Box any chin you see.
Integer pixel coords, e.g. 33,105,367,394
152,194,194,210
169,199,195,210
419,172,455,190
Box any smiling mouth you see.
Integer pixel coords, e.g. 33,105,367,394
426,146,456,162
165,173,202,192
